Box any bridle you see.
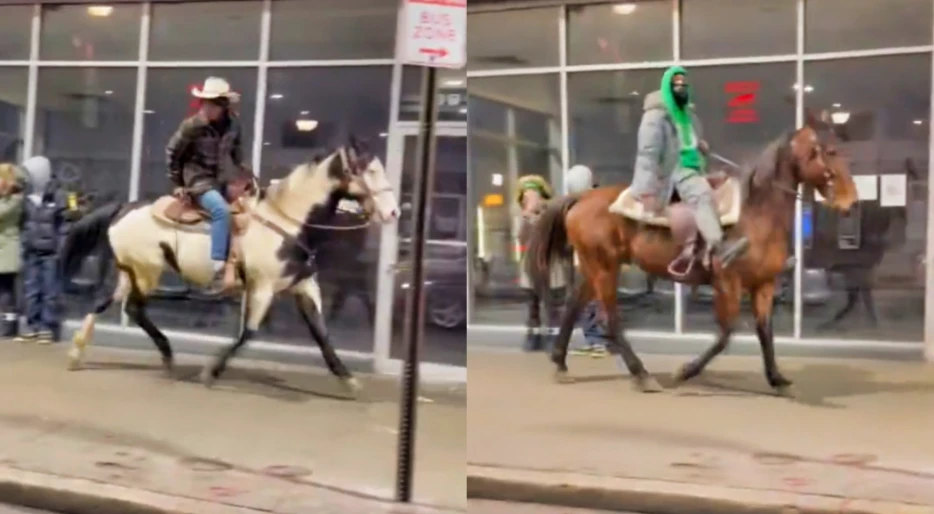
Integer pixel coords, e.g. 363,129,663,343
711,130,835,203
249,149,392,242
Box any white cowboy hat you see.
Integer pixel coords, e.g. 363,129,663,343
191,77,240,102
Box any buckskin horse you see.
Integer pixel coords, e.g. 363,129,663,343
526,119,857,394
59,135,399,394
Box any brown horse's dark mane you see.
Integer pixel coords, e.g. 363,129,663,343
739,131,800,236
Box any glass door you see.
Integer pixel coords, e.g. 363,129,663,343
378,126,467,368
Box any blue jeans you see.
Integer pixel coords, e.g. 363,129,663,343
23,252,61,334
197,190,230,262
579,301,608,347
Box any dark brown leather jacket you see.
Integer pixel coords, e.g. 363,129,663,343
166,113,244,196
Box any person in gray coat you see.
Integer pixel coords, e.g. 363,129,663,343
621,65,747,277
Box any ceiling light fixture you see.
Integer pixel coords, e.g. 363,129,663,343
832,103,841,108
87,5,113,17
104,90,113,95
612,3,637,15
830,111,850,125
914,119,924,125
269,93,284,100
295,119,318,132
791,83,814,93
443,79,464,87
300,110,309,116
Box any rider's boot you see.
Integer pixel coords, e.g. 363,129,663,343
705,236,751,270
203,261,229,296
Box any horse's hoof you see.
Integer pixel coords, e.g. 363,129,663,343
67,357,82,372
672,364,694,386
161,357,175,376
554,370,574,384
774,383,797,398
635,375,664,393
200,367,216,389
341,377,362,397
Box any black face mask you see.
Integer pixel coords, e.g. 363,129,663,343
672,84,689,107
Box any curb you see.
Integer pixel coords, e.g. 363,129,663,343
0,466,267,514
467,466,934,514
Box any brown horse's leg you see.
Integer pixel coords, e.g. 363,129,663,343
594,268,662,393
673,275,741,384
551,280,590,382
750,283,794,395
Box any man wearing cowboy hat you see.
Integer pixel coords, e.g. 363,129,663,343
166,76,246,294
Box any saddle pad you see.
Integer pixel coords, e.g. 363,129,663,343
608,177,741,228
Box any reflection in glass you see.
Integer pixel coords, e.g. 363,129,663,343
391,137,466,366
0,5,32,60
802,55,930,341
681,0,795,58
261,67,392,184
467,7,559,70
805,0,932,53
259,67,391,354
40,3,141,61
269,0,396,60
149,1,262,61
469,75,562,331
138,68,257,336
401,66,467,123
567,1,671,65
35,68,135,325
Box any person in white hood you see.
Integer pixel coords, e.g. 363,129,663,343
17,155,70,344
564,164,609,356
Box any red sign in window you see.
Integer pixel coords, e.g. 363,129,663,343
724,81,759,124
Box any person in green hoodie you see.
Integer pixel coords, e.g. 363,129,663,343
622,66,747,276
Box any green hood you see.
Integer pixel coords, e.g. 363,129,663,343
659,66,704,171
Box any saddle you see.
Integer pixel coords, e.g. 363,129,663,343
151,195,248,231
150,182,255,293
609,176,742,228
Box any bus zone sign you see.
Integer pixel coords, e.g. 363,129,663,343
402,0,466,69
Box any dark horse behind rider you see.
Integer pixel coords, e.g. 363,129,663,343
526,115,857,395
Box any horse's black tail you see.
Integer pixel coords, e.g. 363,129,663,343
60,202,125,282
525,195,578,293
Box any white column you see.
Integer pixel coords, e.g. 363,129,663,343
22,4,40,159
506,107,520,263
792,0,805,340
373,0,409,374
251,0,271,177
924,0,934,361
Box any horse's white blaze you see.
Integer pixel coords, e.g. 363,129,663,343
362,156,398,222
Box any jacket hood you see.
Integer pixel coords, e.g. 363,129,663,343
22,155,51,192
643,90,664,111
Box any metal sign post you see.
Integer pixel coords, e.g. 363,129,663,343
394,0,464,503
395,65,438,504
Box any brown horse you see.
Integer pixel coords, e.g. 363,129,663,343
526,121,858,394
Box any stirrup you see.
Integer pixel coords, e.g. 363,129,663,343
667,254,696,279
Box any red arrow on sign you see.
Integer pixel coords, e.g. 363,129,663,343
419,48,448,58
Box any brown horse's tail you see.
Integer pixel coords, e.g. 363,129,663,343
525,195,577,293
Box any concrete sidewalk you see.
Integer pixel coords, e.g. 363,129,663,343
0,343,465,513
467,349,934,513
